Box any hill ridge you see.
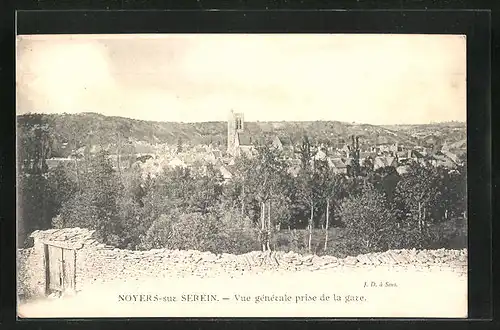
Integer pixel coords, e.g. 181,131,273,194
16,112,466,158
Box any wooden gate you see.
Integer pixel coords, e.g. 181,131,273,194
44,243,77,295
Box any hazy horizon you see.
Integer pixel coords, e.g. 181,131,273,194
16,34,466,125
16,110,466,126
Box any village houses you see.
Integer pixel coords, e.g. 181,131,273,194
43,111,465,182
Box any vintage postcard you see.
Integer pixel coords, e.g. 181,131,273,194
16,33,467,318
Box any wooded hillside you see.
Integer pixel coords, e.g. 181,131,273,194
16,112,466,157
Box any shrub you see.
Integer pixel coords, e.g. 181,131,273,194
273,229,304,252
169,212,220,252
140,207,260,254
140,213,176,250
424,217,467,249
338,183,401,255
215,208,260,254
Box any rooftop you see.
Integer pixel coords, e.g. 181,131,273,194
30,227,97,249
237,133,253,146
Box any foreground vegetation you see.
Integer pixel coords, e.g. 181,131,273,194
17,114,467,257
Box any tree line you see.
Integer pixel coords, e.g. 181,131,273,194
17,115,467,256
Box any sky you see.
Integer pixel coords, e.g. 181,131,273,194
16,34,466,125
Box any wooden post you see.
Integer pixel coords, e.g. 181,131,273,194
60,248,65,292
73,248,77,294
43,244,49,295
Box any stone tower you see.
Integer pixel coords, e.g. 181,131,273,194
227,110,244,155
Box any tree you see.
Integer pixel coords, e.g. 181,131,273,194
368,166,400,202
442,159,467,220
121,164,150,208
227,155,250,216
141,205,260,254
296,164,323,253
297,134,312,170
16,114,55,246
393,163,442,235
261,147,293,249
187,164,224,213
213,205,260,254
338,183,400,254
47,163,78,227
350,135,361,178
140,166,195,221
113,121,132,179
59,149,125,246
360,157,374,177
320,169,349,251
232,145,292,251
427,164,467,248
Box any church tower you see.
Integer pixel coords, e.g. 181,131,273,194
227,110,244,155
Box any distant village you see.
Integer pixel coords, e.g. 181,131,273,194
45,111,467,182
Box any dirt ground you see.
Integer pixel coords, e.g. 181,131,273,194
18,264,467,318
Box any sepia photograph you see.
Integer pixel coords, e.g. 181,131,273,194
16,33,467,318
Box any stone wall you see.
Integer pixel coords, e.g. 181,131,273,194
17,239,47,299
18,237,468,299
